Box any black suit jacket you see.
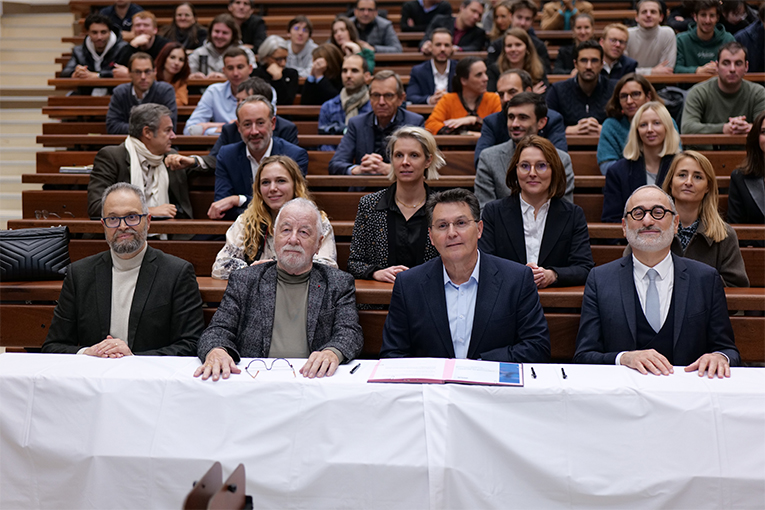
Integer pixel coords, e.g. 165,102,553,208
479,196,594,287
727,169,765,225
42,246,205,356
573,254,740,366
421,15,486,51
87,143,195,219
601,155,673,223
381,253,551,362
202,117,299,169
406,59,457,104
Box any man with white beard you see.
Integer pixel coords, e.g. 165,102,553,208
573,185,739,377
42,182,205,356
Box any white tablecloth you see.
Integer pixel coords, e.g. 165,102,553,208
1,353,764,509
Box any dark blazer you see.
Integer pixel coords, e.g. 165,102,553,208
727,169,765,225
406,59,457,104
474,108,568,167
87,143,195,219
380,253,551,362
197,261,363,362
573,254,740,366
42,246,204,356
300,75,342,105
601,155,673,223
479,196,594,287
202,117,299,169
601,54,639,81
214,139,309,219
328,109,425,175
421,15,486,51
106,81,178,134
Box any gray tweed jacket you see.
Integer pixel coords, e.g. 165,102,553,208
197,261,363,362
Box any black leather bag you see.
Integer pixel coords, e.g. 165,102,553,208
0,226,70,281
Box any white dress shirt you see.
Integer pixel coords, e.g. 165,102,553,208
520,196,550,265
431,59,450,93
237,138,274,207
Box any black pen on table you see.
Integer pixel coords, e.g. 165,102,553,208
530,367,537,379
561,368,568,379
350,363,361,374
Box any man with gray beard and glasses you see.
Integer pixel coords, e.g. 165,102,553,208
42,182,205,357
573,185,739,377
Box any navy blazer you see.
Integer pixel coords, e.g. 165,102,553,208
328,109,425,175
202,117,299,169
214,138,309,219
406,59,457,104
573,254,740,366
601,54,638,81
474,109,568,167
601,155,673,223
380,253,551,362
479,196,594,287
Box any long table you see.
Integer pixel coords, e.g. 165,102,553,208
1,353,763,509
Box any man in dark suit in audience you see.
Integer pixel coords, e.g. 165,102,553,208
209,95,308,220
474,69,567,166
381,188,551,362
421,0,486,53
43,182,204,357
106,52,177,134
406,28,457,104
328,71,424,175
600,23,639,80
574,185,740,376
195,198,363,380
351,0,403,53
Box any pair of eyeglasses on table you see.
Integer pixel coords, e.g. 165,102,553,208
244,358,296,378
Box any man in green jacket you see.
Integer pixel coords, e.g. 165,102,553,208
675,0,735,74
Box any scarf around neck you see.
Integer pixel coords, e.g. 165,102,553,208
341,86,370,121
124,136,170,211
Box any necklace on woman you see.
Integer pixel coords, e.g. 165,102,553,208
396,196,426,209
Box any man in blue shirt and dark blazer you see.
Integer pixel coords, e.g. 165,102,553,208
329,71,424,175
406,28,457,104
381,188,551,362
574,185,740,377
209,95,308,220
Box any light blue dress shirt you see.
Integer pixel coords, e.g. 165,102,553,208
443,251,481,359
183,81,237,135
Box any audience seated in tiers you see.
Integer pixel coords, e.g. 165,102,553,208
100,0,143,35
552,13,595,76
158,3,207,51
330,16,375,73
188,14,256,78
400,0,452,32
625,0,676,75
734,3,764,72
487,28,547,94
210,95,308,221
406,28,457,105
286,16,318,79
318,54,372,150
475,69,567,166
656,151,749,287
598,73,671,175
425,57,501,135
347,127,443,282
301,44,345,106
602,102,681,223
675,0,735,75
106,52,177,134
475,92,573,209
196,198,363,381
251,36,300,106
89,104,199,221
546,40,615,136
329,71,424,175
380,188,551,362
574,185,741,377
117,11,170,63
728,110,765,229
485,1,513,43
228,0,267,51
487,0,551,74
351,0,403,53
541,0,593,30
681,41,765,135
599,23,638,81
61,13,129,95
720,0,759,34
421,0,487,53
184,47,252,135
212,155,337,279
479,135,593,288
42,182,204,357
155,42,191,106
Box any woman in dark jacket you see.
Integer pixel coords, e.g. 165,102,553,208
251,35,299,105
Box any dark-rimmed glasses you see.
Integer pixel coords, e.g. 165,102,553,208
245,358,296,378
624,206,674,221
619,91,644,102
101,214,148,228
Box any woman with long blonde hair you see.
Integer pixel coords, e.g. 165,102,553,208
212,155,337,279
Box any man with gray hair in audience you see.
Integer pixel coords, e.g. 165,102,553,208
42,182,205,357
88,103,199,220
195,198,364,380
